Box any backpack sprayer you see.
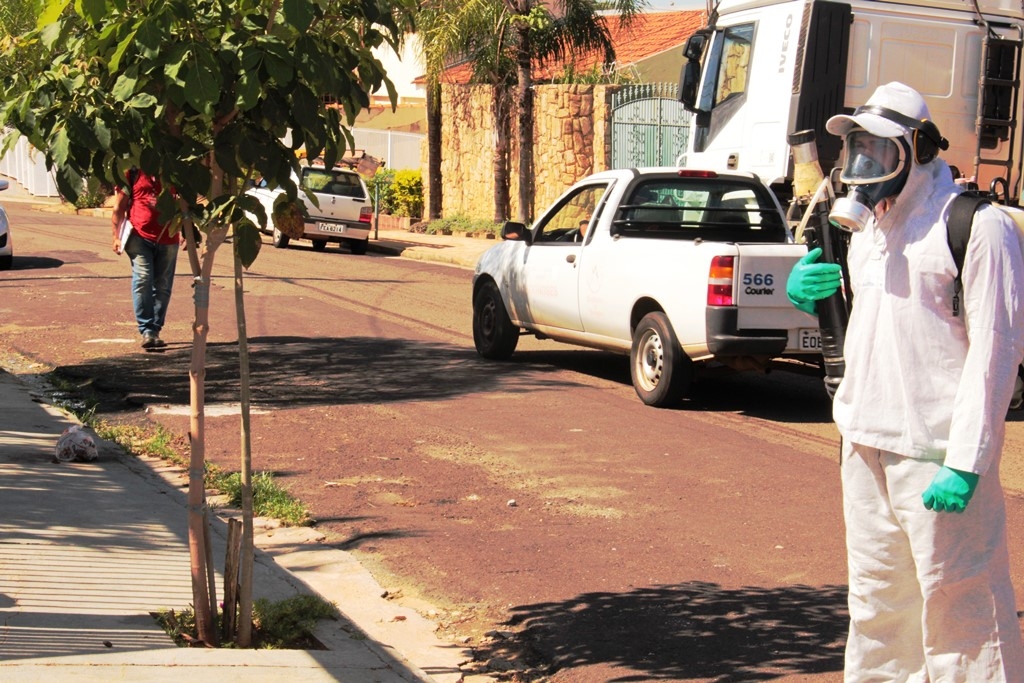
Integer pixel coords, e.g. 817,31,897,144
787,130,852,399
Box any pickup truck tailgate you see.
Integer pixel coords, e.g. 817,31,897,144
731,244,818,348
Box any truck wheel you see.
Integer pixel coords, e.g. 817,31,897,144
272,227,289,249
312,239,327,251
630,312,692,407
473,280,519,360
348,238,369,255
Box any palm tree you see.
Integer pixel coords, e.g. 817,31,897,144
419,0,643,223
420,0,518,222
507,0,644,223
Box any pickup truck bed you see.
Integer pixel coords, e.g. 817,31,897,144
472,168,820,407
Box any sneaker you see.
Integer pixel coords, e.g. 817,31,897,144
152,336,167,348
141,332,158,349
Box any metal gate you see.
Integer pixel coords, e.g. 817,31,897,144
611,83,691,169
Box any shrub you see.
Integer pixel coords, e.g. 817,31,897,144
423,216,502,237
74,178,110,209
366,168,396,214
391,169,423,219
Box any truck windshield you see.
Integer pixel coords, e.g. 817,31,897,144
615,178,786,243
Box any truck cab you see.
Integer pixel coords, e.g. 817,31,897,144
678,0,1024,200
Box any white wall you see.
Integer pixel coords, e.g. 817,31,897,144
373,35,426,105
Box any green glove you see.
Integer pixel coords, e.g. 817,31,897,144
922,466,980,513
787,247,842,315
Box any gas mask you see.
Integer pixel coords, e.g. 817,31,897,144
829,131,912,232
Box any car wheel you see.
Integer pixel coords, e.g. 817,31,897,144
0,254,11,270
348,238,368,255
630,311,692,407
272,226,289,249
473,280,519,360
312,239,327,251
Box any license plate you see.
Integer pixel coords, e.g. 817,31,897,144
318,223,347,234
799,327,822,351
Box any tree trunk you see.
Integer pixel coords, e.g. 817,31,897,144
516,25,534,224
426,81,443,220
492,86,511,223
186,226,226,646
233,249,255,647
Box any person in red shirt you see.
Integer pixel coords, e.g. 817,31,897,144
110,170,180,350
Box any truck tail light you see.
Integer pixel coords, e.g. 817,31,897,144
707,255,735,306
359,206,373,224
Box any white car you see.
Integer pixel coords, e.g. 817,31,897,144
0,178,11,270
246,165,373,255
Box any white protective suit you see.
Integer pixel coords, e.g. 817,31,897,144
832,148,1024,681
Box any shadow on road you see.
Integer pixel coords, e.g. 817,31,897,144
50,336,589,414
488,581,848,682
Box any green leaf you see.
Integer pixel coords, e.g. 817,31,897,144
282,0,315,33
184,45,222,115
37,0,71,29
234,221,262,269
235,70,261,111
39,20,64,50
51,127,71,168
112,67,139,102
109,30,137,72
136,18,163,59
76,0,106,26
129,92,158,109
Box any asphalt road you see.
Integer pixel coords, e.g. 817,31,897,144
4,202,1024,682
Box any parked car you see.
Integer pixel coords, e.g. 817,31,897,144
0,178,11,270
472,168,820,406
246,164,373,254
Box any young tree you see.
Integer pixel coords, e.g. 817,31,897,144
0,0,409,645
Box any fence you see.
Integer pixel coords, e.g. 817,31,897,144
0,133,60,197
350,128,425,171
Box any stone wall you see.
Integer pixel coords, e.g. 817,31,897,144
425,83,618,222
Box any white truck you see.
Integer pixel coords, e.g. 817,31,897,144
677,0,1024,202
247,164,374,254
472,167,821,407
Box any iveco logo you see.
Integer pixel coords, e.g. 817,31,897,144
779,14,793,73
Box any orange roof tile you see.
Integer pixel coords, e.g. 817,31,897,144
436,9,706,85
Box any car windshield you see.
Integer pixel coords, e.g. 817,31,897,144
301,168,365,199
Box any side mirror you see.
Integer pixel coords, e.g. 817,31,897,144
502,221,531,245
679,61,701,112
683,32,708,61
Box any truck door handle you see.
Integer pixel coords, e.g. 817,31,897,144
566,254,576,264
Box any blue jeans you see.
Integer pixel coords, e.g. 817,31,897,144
125,231,179,336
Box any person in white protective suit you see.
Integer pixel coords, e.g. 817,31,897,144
786,81,1024,681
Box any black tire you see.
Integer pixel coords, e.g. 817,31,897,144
312,239,327,251
630,311,692,407
348,238,368,255
473,280,519,360
272,227,289,249
0,254,11,270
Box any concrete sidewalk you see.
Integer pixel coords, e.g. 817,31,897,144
0,178,495,680
0,368,475,682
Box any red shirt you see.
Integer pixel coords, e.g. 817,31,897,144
120,172,179,245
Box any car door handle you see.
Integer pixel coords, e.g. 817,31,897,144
566,254,576,264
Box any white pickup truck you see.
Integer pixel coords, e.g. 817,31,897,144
246,164,373,254
472,168,821,407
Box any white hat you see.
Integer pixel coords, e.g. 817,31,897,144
826,82,932,138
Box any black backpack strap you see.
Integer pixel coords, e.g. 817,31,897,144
947,192,990,316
